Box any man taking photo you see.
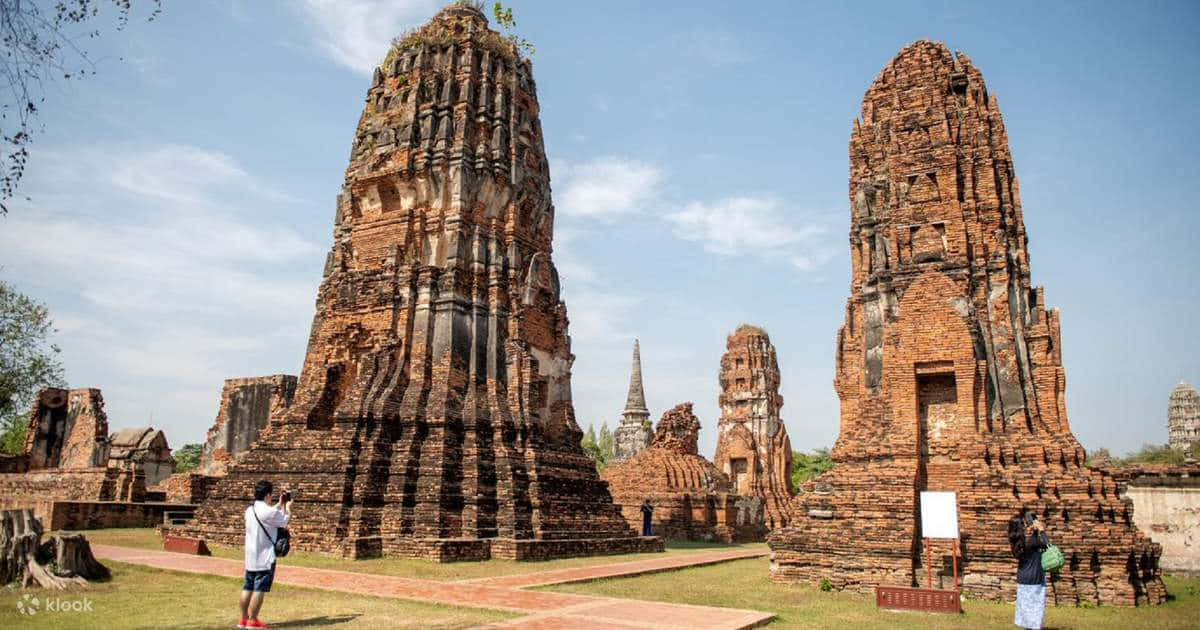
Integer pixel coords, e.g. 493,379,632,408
240,479,291,629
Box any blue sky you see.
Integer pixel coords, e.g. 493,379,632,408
1,0,1196,458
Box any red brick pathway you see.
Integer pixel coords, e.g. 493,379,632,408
92,544,773,629
460,548,768,589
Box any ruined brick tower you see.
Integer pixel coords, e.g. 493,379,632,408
713,325,793,528
612,339,653,463
175,3,658,561
768,41,1166,605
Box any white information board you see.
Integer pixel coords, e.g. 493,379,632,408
919,491,959,539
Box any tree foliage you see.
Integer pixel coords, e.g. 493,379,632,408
1089,442,1200,467
0,0,160,213
580,422,615,473
172,442,203,473
791,448,833,488
0,279,64,454
491,2,534,57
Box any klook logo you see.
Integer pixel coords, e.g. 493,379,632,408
16,594,38,615
15,594,93,615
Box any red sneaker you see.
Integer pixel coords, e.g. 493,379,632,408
246,621,268,629
237,620,249,629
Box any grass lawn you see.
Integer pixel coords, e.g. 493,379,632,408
79,528,762,581
543,556,1200,629
0,561,514,629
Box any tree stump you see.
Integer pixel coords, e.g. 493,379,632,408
0,509,107,588
48,533,110,581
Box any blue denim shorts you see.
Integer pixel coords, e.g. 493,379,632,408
243,561,276,593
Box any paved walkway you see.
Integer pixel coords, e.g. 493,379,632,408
93,545,773,630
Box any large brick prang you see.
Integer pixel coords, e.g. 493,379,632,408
767,41,1166,606
172,3,658,561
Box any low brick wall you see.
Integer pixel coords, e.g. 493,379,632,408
0,468,112,501
382,537,492,562
0,498,196,530
490,536,663,561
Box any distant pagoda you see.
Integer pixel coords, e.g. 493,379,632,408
612,340,653,463
1168,380,1200,451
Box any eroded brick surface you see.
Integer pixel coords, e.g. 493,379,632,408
603,403,766,542
767,41,1166,606
171,4,657,561
200,375,296,476
712,326,793,529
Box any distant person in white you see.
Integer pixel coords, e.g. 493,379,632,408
239,479,291,630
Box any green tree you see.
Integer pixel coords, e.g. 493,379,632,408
0,280,64,454
172,443,203,473
791,448,833,488
596,423,615,471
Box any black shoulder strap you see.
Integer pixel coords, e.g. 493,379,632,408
251,504,276,546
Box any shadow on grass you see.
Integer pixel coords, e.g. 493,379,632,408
168,615,360,630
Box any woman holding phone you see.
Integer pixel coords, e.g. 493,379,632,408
1007,510,1049,630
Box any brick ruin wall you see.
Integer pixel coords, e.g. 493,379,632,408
603,403,767,543
712,325,794,529
200,375,297,476
0,388,148,505
767,41,1166,606
171,4,659,561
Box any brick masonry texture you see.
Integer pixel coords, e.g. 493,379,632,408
712,325,794,529
172,4,659,561
603,403,766,542
767,41,1166,606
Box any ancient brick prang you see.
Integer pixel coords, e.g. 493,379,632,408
603,403,766,542
612,340,652,463
107,427,175,487
200,375,296,476
1168,381,1200,451
713,325,793,528
24,388,110,471
767,41,1166,606
173,3,659,561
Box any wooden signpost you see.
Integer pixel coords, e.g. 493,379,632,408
875,491,963,614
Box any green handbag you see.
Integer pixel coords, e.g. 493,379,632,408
1041,544,1065,573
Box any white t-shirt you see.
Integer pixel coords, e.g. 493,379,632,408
244,501,290,571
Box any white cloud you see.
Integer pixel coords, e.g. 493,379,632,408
666,196,836,271
293,0,437,74
554,156,662,220
107,144,298,205
0,142,322,445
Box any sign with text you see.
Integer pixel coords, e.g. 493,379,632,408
919,491,959,539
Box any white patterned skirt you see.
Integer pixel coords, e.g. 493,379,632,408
1014,584,1046,629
